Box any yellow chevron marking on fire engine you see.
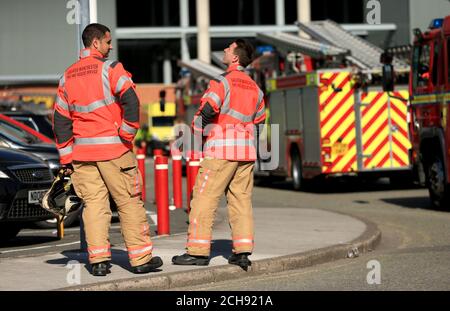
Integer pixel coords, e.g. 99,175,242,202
319,72,357,173
333,144,357,172
361,92,388,128
390,91,411,168
361,91,391,169
319,72,351,116
321,94,354,137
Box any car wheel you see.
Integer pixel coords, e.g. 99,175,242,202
0,224,21,243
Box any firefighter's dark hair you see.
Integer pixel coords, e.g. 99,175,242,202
82,23,110,47
233,39,255,68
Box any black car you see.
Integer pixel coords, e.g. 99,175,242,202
0,118,60,175
1,110,54,141
0,147,54,243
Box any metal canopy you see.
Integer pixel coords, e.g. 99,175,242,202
256,32,349,59
178,59,224,79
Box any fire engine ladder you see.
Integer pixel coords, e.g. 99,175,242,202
297,20,410,72
178,59,224,80
256,32,349,59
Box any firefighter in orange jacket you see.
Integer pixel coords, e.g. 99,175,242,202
172,39,266,269
53,23,163,276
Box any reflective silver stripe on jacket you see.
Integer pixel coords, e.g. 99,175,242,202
74,136,123,145
120,122,137,135
102,60,116,104
216,75,230,110
223,109,254,122
58,145,73,157
69,99,115,113
254,106,265,120
128,245,153,256
59,75,65,87
205,139,255,149
56,96,69,111
115,75,130,95
202,91,222,107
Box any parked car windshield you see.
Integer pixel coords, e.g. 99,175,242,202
0,120,41,144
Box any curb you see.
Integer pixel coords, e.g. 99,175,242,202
62,214,381,291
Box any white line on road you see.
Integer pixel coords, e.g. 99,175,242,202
0,241,80,254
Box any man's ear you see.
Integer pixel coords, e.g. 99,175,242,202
92,38,99,50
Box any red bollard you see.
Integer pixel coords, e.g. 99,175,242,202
153,148,163,159
187,153,201,213
172,151,183,209
136,147,146,202
154,155,170,235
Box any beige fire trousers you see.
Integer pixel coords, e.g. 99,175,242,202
71,151,153,267
186,158,255,257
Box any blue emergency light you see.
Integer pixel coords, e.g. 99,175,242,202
256,45,275,55
429,18,444,29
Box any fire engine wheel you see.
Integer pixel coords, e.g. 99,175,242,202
427,155,450,208
291,153,303,191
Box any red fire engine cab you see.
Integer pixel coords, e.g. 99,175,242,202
403,16,450,208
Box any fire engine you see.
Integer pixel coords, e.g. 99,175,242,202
254,21,412,189
395,16,450,207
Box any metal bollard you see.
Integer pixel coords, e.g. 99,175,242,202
57,215,64,239
187,153,200,214
154,155,170,235
172,152,183,209
136,147,146,202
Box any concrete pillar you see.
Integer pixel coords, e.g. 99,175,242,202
163,57,173,84
89,0,97,23
180,0,190,61
77,0,90,51
196,0,211,64
297,0,311,37
276,0,285,26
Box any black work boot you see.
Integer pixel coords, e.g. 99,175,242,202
91,261,111,276
228,253,252,271
172,253,210,266
132,256,163,274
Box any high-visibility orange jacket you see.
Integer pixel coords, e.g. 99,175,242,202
192,64,266,161
53,48,140,164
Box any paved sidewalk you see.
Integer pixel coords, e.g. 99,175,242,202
0,205,380,291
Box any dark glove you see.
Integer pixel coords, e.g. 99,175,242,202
62,163,74,176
